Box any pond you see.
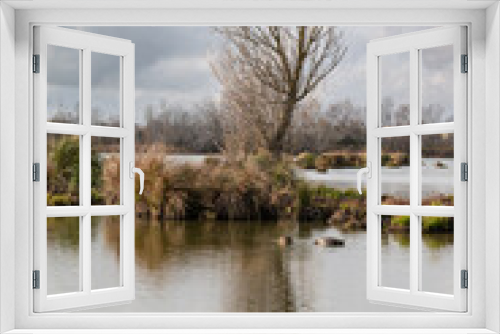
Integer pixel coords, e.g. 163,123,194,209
47,218,454,312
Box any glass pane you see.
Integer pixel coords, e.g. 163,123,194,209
91,137,121,205
47,45,80,124
421,45,454,124
421,134,454,206
47,134,80,206
421,217,454,294
381,136,410,205
380,52,410,127
47,217,80,294
91,52,121,127
380,215,410,290
91,216,121,290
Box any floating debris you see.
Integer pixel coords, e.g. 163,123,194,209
277,236,293,246
314,236,345,247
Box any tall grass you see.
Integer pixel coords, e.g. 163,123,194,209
103,147,300,220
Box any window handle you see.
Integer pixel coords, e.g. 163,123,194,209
356,162,371,195
129,162,144,195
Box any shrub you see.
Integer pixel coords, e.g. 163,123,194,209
383,153,410,167
204,156,221,166
47,135,80,205
381,154,392,167
390,216,410,232
384,215,453,234
422,216,453,233
295,152,316,169
324,152,366,168
47,135,103,205
315,154,330,173
101,148,301,221
297,152,368,169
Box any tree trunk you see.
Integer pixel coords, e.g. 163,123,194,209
268,102,295,156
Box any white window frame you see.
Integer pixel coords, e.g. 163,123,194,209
32,26,136,312
0,2,498,333
365,26,467,312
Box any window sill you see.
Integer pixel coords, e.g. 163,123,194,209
4,329,497,334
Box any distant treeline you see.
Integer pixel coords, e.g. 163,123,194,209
135,98,453,157
136,99,368,155
49,98,453,157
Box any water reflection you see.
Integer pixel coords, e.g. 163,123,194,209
46,218,454,312
47,217,80,295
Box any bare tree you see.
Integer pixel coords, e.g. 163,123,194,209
211,26,347,156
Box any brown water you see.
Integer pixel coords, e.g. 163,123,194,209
47,219,454,312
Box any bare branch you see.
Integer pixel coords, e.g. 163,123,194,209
210,26,347,155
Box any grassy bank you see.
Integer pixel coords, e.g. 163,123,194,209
104,147,301,220
101,147,453,233
47,137,453,233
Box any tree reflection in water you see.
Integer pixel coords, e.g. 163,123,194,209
48,218,454,312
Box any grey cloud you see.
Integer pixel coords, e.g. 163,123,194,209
48,25,453,117
322,26,434,108
421,45,453,70
136,56,216,91
91,52,120,88
47,44,80,87
70,26,215,90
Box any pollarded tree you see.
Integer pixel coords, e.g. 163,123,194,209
211,26,347,156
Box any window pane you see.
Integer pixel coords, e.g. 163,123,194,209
380,215,410,290
47,45,80,124
421,134,454,206
380,52,410,127
421,45,454,124
92,216,121,290
421,217,454,294
91,52,121,127
91,137,121,205
381,136,410,205
47,217,80,295
47,134,80,206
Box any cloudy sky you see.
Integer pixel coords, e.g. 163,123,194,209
47,26,453,124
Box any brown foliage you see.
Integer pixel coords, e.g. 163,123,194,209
103,147,299,221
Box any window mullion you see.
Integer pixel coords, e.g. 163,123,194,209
82,48,91,208
81,48,92,294
78,48,84,292
409,47,420,294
